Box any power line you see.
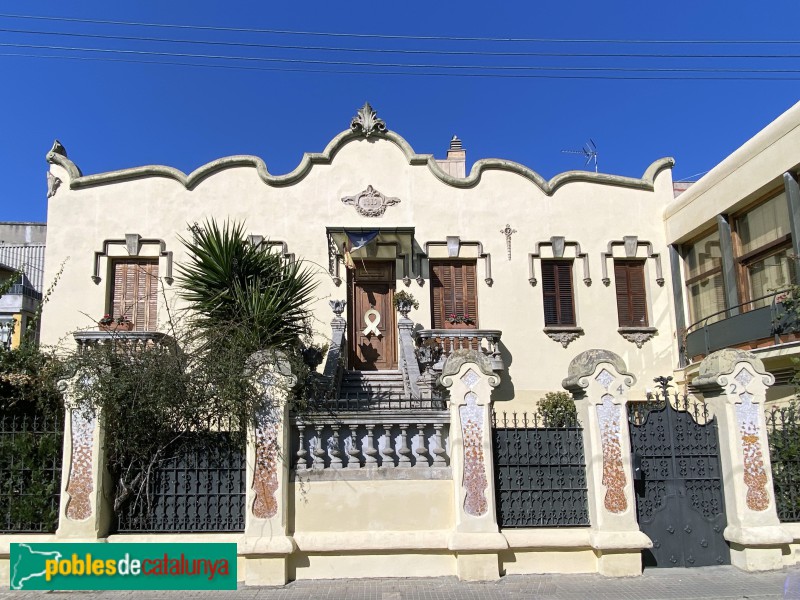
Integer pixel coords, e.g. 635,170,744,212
3,51,800,80
4,41,800,74
2,27,800,59
1,13,799,45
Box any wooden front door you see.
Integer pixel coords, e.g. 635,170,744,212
348,261,396,371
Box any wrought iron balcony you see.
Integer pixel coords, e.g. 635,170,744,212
414,328,504,371
684,290,798,362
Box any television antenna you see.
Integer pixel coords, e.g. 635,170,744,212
561,139,598,173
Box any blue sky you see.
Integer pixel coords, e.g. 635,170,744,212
1,1,799,222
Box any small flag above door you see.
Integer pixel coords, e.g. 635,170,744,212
345,230,379,251
344,230,379,270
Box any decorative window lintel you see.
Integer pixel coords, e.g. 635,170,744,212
91,234,173,285
246,236,296,264
528,237,591,286
423,238,493,287
601,236,664,287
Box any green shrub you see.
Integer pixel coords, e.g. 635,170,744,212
537,391,578,427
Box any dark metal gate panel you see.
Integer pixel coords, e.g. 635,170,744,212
115,432,245,533
628,379,730,568
492,412,590,528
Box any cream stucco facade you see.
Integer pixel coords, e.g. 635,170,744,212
4,102,800,586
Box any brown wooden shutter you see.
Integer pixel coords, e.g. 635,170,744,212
542,260,575,326
111,259,158,331
431,262,456,329
430,260,478,329
615,260,648,327
464,263,478,327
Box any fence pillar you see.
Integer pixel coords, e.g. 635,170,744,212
55,378,112,540
440,349,507,581
241,352,297,586
562,349,652,576
693,349,792,571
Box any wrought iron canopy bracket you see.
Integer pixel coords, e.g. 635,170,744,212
600,236,664,287
91,235,173,285
423,239,493,286
528,236,591,286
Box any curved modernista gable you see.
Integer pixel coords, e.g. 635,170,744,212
47,119,674,196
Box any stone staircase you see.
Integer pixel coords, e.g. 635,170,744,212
339,370,406,398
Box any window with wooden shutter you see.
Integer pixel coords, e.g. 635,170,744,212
430,260,478,329
614,260,648,327
110,259,159,331
542,260,576,326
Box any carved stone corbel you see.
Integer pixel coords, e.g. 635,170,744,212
543,326,584,348
618,327,658,348
46,171,62,198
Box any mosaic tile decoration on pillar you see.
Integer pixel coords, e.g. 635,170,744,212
595,367,627,514
734,368,769,512
253,406,280,519
65,408,95,521
459,368,488,517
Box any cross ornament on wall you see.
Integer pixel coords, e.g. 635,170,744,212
500,224,517,261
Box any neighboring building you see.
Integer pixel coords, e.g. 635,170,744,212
0,222,46,348
664,102,800,403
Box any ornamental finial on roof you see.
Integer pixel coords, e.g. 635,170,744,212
350,102,387,138
49,139,67,157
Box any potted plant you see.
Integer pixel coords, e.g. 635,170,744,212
98,314,134,332
445,312,476,328
393,290,419,318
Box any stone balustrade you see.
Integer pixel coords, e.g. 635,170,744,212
292,410,450,477
415,328,504,372
73,330,173,352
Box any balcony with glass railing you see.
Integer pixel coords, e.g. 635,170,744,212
684,289,799,363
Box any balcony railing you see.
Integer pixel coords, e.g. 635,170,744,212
3,283,42,300
73,330,174,352
685,290,796,362
414,328,504,371
291,410,450,474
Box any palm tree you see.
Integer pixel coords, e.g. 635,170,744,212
176,219,318,353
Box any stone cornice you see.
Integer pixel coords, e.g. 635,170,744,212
47,131,674,196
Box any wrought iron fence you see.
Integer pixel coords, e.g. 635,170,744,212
115,432,245,533
0,411,64,532
491,411,589,528
766,404,800,522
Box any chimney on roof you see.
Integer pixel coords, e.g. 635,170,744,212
437,135,466,178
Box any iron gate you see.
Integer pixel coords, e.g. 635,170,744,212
628,377,729,568
492,411,590,528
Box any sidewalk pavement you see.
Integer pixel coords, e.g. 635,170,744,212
3,566,800,600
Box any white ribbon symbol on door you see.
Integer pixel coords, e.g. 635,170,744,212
363,309,381,337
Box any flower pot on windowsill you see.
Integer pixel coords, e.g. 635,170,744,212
99,322,135,332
